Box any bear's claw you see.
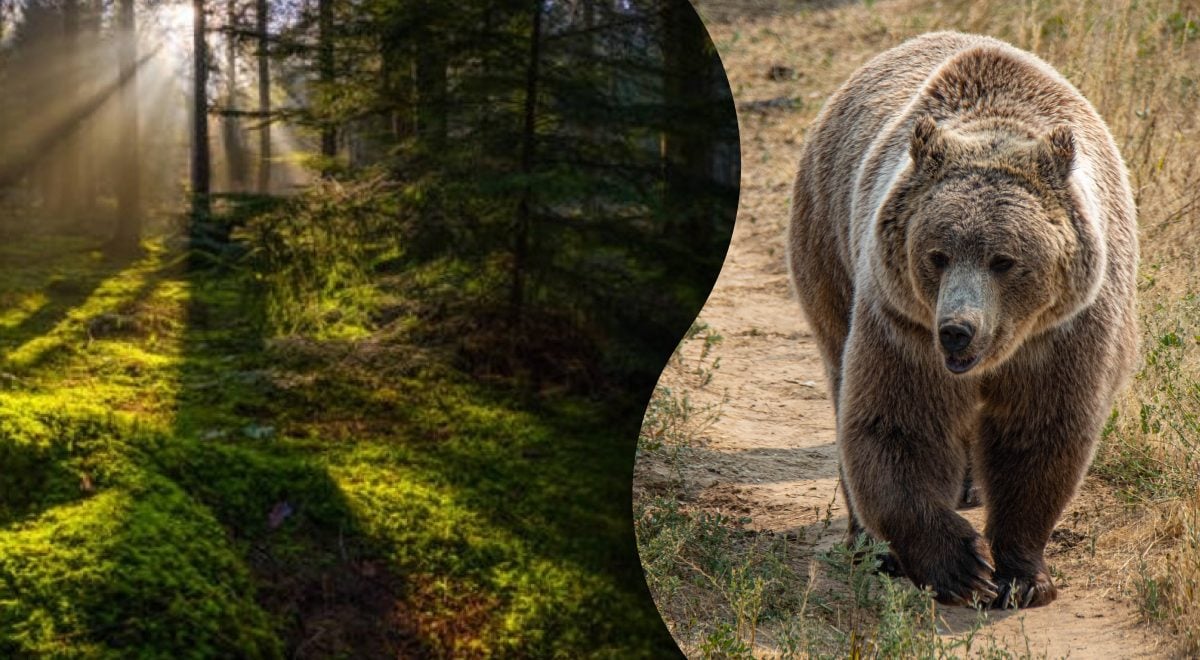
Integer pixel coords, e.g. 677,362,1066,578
921,534,999,607
990,572,1057,609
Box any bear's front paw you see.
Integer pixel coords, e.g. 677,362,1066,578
991,571,1057,609
907,534,998,607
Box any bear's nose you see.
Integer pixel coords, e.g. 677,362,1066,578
939,321,974,354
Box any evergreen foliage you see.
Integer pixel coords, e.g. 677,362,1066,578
0,0,738,655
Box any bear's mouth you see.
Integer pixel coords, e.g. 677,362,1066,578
944,353,981,374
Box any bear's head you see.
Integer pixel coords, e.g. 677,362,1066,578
877,115,1106,375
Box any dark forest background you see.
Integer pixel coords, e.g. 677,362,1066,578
0,0,738,656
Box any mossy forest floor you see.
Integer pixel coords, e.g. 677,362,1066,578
0,234,673,657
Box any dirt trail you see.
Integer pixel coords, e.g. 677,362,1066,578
640,2,1163,656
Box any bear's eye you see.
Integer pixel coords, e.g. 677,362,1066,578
929,252,949,270
990,256,1015,274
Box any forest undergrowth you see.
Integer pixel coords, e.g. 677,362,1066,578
0,0,739,656
0,194,677,657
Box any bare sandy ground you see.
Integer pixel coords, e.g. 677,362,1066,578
636,2,1169,656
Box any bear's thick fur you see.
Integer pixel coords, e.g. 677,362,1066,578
787,32,1138,608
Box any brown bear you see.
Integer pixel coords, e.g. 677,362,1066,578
787,32,1138,608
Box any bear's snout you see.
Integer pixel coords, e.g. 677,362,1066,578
939,321,975,353
937,317,984,374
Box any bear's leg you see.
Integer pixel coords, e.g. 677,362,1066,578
839,304,996,606
790,198,888,566
787,186,852,411
841,465,904,576
952,416,982,510
978,353,1109,609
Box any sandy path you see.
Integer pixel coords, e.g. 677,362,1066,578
638,2,1164,657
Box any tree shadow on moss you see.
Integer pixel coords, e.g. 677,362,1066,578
0,234,681,657
0,414,93,528
0,248,433,657
0,240,127,362
221,297,689,657
0,385,290,655
0,241,136,528
407,382,681,655
152,262,432,657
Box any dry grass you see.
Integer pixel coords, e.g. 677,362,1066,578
637,0,1200,655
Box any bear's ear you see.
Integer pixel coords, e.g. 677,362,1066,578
1036,125,1075,186
909,115,947,177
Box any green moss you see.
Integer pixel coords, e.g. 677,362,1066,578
0,235,674,656
0,411,279,657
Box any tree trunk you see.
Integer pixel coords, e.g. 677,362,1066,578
222,0,247,190
0,1,8,185
109,0,141,256
379,32,407,143
661,1,712,239
57,0,80,223
582,0,596,53
80,0,104,218
414,41,447,152
255,0,271,192
318,0,336,158
192,0,211,221
511,1,542,327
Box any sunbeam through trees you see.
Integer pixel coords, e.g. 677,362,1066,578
0,0,738,655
